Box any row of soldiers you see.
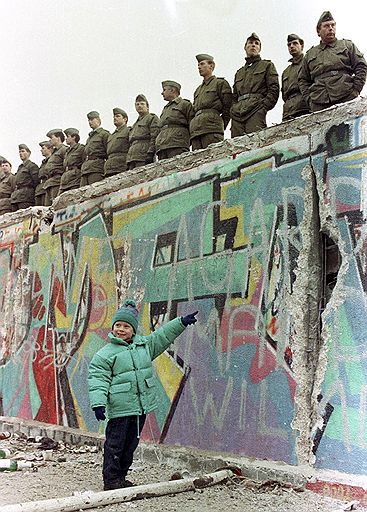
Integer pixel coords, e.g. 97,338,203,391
1,11,366,216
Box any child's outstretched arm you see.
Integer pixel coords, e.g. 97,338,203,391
145,311,198,360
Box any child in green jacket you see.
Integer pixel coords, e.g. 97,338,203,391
88,299,198,491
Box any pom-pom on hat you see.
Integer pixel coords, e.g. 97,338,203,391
112,299,139,333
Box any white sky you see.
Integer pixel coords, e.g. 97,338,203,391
1,0,366,169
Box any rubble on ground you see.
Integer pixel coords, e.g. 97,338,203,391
0,431,366,512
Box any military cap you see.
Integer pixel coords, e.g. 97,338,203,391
0,155,6,163
317,11,334,29
287,33,304,45
113,107,128,117
135,94,149,107
18,144,31,152
87,111,100,120
64,128,79,136
196,53,214,62
246,32,261,44
46,129,64,138
39,140,53,148
162,80,181,92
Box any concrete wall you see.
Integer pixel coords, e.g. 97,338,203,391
1,99,367,475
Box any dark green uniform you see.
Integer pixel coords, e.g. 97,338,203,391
156,97,194,160
299,39,367,112
11,160,40,210
59,143,85,193
190,76,232,150
104,125,130,177
35,156,51,206
126,113,159,169
43,145,67,206
281,55,310,121
230,56,279,136
80,128,109,186
0,172,16,215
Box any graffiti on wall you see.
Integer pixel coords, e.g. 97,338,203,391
1,116,367,472
311,119,367,474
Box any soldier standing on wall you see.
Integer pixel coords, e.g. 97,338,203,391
281,34,310,121
299,11,367,112
0,158,16,216
81,111,110,186
156,80,194,161
104,108,130,178
190,54,232,150
59,128,85,194
43,129,67,206
11,144,40,211
230,33,279,136
126,95,159,170
35,141,54,207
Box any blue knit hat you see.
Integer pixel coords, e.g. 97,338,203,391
112,299,139,333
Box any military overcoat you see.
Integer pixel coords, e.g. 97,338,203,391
190,76,232,138
156,97,194,153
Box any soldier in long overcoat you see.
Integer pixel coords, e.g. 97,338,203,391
281,34,310,121
80,111,109,186
59,128,85,193
190,53,232,150
104,108,130,177
126,95,159,169
299,11,367,112
35,141,54,206
11,144,40,211
230,33,279,136
156,80,194,161
0,159,16,216
43,129,67,206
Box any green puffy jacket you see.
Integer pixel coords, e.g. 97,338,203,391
88,317,186,418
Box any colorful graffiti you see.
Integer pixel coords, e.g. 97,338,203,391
1,113,367,473
311,120,367,474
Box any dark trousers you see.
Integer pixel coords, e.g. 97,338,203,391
231,108,267,137
103,414,146,486
157,147,188,161
80,172,104,187
191,133,223,151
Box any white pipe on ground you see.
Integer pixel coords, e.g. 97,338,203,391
0,469,233,512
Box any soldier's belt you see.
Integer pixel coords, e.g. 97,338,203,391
316,70,341,79
287,92,300,99
195,108,220,116
238,93,263,101
160,123,188,129
65,166,81,171
131,136,150,141
85,156,106,161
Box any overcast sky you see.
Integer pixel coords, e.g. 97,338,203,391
1,0,366,169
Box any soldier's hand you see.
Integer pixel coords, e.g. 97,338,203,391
181,311,198,326
93,406,106,421
145,153,155,164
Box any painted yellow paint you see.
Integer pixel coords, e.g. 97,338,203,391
113,202,155,233
154,352,184,402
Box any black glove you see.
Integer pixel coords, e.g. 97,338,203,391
93,406,106,421
145,153,155,164
181,311,198,326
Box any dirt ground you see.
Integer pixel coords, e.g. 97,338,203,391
0,433,365,512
